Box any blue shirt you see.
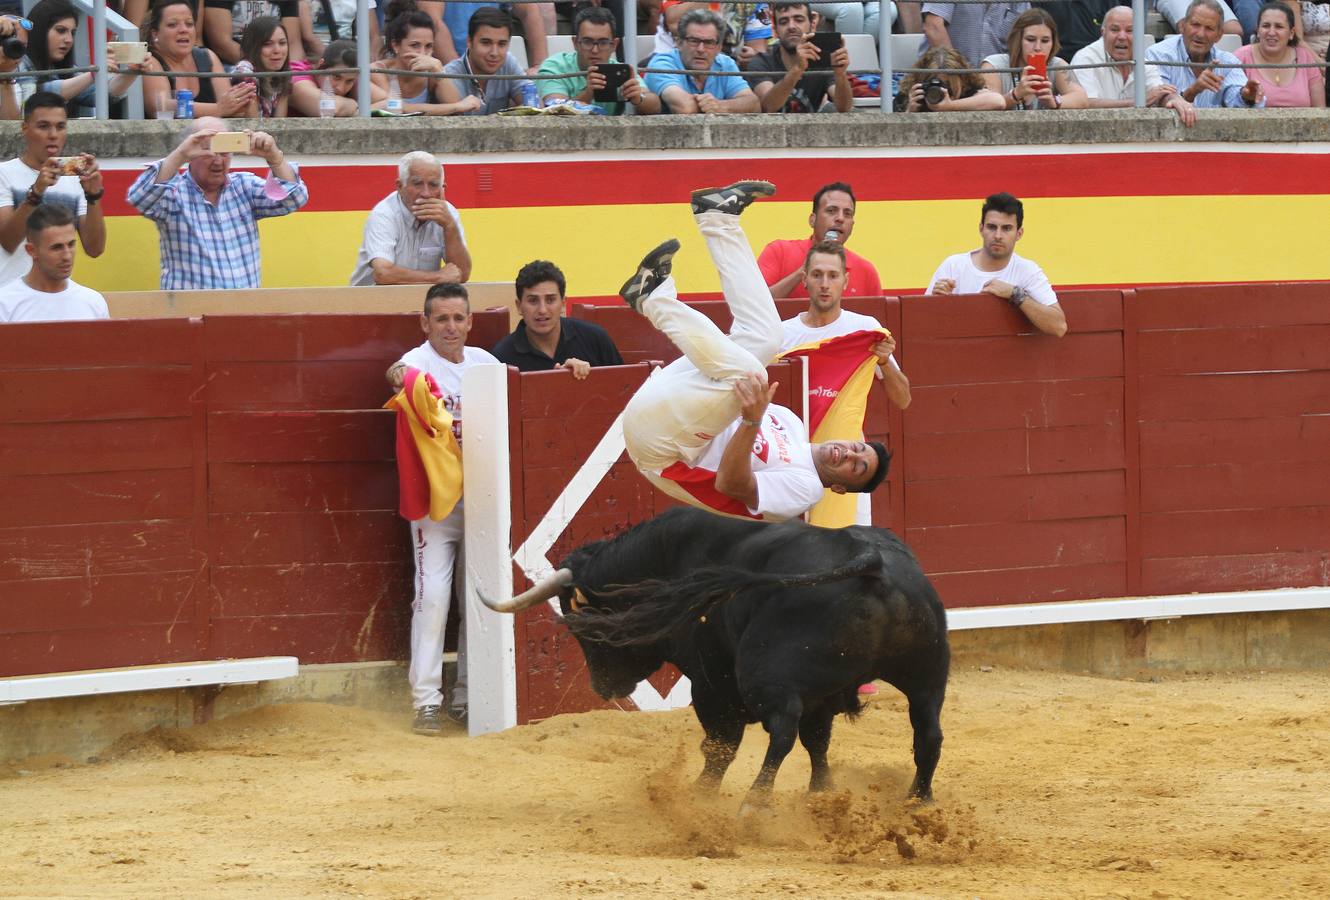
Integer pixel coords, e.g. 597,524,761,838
1145,34,1265,109
644,49,750,103
127,161,309,290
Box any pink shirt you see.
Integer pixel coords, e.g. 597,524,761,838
1234,43,1323,108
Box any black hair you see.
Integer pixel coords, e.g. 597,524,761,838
425,283,470,313
26,202,76,237
515,260,566,299
1259,1,1300,45
981,192,1024,228
573,5,617,33
146,0,196,65
856,442,891,494
22,90,67,120
770,2,815,20
468,6,513,39
26,0,79,71
812,182,855,215
383,0,435,56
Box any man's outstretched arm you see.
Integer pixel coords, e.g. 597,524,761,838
715,374,776,509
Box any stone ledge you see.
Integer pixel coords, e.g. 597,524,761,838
3,108,1325,159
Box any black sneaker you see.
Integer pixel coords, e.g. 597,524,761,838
412,704,442,735
689,180,776,216
446,706,468,727
618,238,681,314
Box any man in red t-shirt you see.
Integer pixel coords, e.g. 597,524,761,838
757,181,882,299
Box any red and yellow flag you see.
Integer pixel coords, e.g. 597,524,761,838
383,368,464,522
780,328,887,528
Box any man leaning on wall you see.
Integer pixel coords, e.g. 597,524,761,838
350,151,470,286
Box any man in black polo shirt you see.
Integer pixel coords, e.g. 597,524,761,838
492,259,624,377
750,2,852,114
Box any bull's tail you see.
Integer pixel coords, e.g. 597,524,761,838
565,546,885,649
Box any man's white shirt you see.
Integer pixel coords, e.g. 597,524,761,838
1071,37,1163,101
928,250,1059,305
0,276,107,323
395,342,499,447
0,158,88,286
350,192,466,286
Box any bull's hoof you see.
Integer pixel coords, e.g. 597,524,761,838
737,799,777,820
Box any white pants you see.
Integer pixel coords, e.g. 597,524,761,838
623,211,783,472
408,505,468,711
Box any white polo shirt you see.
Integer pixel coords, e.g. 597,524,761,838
350,191,466,286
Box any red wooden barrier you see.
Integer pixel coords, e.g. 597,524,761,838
0,311,507,678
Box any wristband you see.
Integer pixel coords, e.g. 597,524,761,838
741,418,762,428
23,188,41,207
83,188,104,203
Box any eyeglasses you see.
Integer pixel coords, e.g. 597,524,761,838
575,37,616,50
682,36,721,49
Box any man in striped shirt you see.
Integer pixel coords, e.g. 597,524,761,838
127,117,308,290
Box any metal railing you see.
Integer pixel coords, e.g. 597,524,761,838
13,0,1326,120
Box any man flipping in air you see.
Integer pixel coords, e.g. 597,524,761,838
619,180,889,522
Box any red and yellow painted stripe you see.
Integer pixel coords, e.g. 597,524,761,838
82,146,1330,296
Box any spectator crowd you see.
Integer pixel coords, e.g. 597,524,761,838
1,0,1323,121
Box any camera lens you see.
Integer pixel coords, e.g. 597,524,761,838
923,77,947,108
2,37,25,60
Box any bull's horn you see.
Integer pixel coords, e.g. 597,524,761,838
475,568,573,613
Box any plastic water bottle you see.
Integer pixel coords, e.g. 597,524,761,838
318,77,337,118
386,76,403,114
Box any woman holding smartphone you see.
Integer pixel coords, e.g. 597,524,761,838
16,0,148,115
981,7,1087,110
141,0,254,118
233,16,292,118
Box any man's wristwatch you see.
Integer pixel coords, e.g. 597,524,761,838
1008,286,1027,308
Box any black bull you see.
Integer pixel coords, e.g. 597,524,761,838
480,507,949,806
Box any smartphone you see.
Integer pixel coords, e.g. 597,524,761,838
209,132,251,154
51,156,83,176
592,62,632,103
1027,51,1048,79
107,40,149,64
809,32,843,70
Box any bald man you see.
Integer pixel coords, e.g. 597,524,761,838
127,117,308,289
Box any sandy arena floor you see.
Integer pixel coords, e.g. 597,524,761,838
3,667,1328,899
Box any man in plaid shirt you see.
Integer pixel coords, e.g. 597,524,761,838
127,117,308,290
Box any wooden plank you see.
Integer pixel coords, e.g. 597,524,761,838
0,318,196,369
212,561,411,617
467,310,511,353
1139,325,1330,376
207,461,398,514
902,291,1122,340
204,360,403,411
0,367,195,424
0,418,193,475
522,415,627,462
209,511,409,567
202,314,423,362
907,517,1125,573
1122,289,1143,596
0,521,198,581
1140,460,1330,513
905,470,1126,527
1136,282,1330,330
1141,507,1330,559
0,469,194,529
207,410,395,463
903,423,1124,481
0,570,202,634
0,625,198,678
929,562,1127,608
522,461,655,524
1142,552,1330,596
210,610,408,663
905,378,1123,434
1138,371,1330,421
517,366,650,415
1140,416,1330,468
907,332,1123,386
